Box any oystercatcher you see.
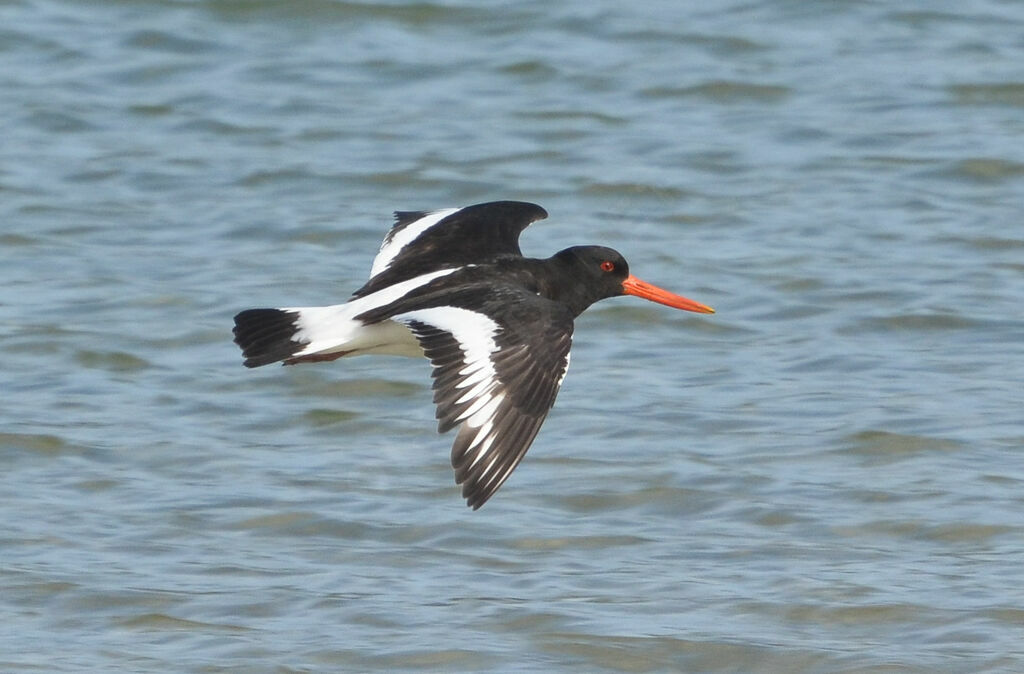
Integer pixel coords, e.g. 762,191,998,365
233,201,713,509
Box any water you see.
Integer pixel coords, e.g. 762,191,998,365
3,0,1024,671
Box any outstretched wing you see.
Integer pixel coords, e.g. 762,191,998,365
363,286,573,509
353,201,548,298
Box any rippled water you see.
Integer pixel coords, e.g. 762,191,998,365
4,0,1024,671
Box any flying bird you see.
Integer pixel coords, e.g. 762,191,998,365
233,201,714,509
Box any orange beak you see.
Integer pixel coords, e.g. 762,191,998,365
622,275,715,314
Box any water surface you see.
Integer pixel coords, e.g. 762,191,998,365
3,0,1024,671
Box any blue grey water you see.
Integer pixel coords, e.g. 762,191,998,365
3,0,1024,671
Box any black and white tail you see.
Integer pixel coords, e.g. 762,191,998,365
233,300,423,367
233,308,304,367
233,270,465,368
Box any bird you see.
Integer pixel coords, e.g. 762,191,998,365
233,200,714,509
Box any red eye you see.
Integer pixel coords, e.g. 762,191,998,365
600,260,615,272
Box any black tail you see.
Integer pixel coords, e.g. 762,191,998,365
233,309,303,368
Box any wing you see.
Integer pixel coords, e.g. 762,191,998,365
353,201,548,298
381,291,573,509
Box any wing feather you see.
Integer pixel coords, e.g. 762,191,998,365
353,201,547,298
391,298,572,509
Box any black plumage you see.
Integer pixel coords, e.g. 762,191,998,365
232,201,713,509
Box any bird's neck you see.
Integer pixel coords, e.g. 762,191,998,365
498,256,598,317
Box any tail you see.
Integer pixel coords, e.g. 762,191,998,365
233,308,305,367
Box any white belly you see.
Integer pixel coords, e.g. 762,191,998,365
343,319,424,358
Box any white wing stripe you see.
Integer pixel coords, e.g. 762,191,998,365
370,208,461,277
391,304,538,502
457,390,497,424
396,306,500,363
476,452,502,482
470,419,494,448
478,431,497,455
457,364,492,385
466,392,505,428
394,305,510,427
455,378,495,405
